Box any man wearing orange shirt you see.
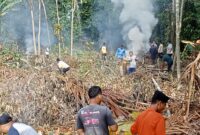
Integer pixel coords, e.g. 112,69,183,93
131,90,170,135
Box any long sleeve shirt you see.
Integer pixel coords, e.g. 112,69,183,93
131,108,166,135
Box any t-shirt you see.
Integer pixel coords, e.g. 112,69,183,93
131,108,166,135
8,123,38,135
167,43,173,54
158,44,163,53
76,104,116,135
115,48,126,59
57,61,70,69
127,55,137,68
101,46,107,54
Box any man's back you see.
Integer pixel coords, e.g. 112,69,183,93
77,105,116,135
131,108,166,135
8,123,38,135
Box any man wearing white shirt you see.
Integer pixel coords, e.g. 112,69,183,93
57,58,70,74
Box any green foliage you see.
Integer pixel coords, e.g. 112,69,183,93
0,0,22,16
0,45,22,67
181,0,200,40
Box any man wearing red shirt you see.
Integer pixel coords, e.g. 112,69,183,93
131,90,170,135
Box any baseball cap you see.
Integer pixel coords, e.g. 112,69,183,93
0,113,13,125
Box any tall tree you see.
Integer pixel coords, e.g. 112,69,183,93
38,0,41,55
175,0,184,79
28,0,37,55
55,0,61,58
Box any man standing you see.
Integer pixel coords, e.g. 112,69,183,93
131,90,170,135
115,45,126,61
57,58,70,74
100,42,108,61
76,86,118,135
149,44,158,65
158,43,164,59
0,113,38,135
127,51,137,74
167,42,173,57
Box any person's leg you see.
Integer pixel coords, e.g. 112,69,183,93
63,67,70,74
168,63,172,72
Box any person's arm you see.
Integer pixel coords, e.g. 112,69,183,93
155,118,166,135
76,113,85,135
130,118,138,135
106,108,118,132
77,129,85,135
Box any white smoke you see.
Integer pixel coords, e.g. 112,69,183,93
111,0,158,55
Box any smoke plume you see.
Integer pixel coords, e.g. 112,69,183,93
110,0,158,54
111,0,158,54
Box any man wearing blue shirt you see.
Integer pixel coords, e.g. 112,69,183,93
115,45,126,60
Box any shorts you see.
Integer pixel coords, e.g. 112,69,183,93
128,67,136,74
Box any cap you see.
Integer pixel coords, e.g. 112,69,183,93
0,113,13,125
151,90,170,103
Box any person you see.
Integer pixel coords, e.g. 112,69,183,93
149,44,158,64
100,42,108,61
0,113,38,135
162,54,173,72
57,58,70,74
158,43,164,59
131,90,170,135
115,45,126,61
167,42,173,57
76,86,118,135
127,51,137,74
45,48,49,58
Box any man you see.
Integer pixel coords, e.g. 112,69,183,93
167,42,173,57
100,42,108,61
0,113,38,135
45,48,49,58
131,90,170,135
76,86,118,135
158,43,164,59
149,44,158,64
57,58,70,74
115,45,126,61
127,51,137,74
162,54,173,72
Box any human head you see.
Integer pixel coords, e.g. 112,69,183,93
120,45,124,48
129,51,133,56
0,113,13,133
56,58,60,62
88,86,103,104
151,90,170,113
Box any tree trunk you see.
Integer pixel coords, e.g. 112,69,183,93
55,0,61,58
70,0,75,56
38,0,41,55
41,0,51,49
175,0,181,79
28,0,37,55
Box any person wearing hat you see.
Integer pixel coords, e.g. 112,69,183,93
76,86,118,135
0,113,38,135
56,58,70,75
130,90,170,135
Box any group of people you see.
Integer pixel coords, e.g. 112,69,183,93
77,85,170,135
100,43,138,75
0,86,170,135
149,41,174,72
